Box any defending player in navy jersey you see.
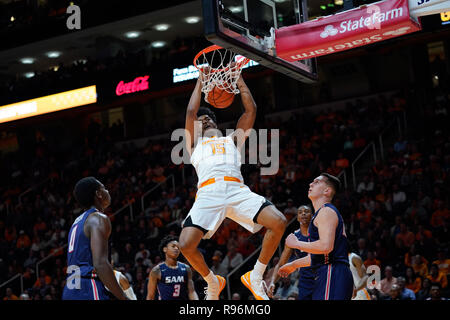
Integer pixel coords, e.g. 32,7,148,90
146,235,198,300
281,173,354,300
62,177,128,300
267,205,315,300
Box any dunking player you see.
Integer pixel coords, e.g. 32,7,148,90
267,205,315,300
179,73,287,300
62,177,128,300
281,173,354,300
146,235,198,300
348,252,371,300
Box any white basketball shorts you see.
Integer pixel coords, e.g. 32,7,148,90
182,180,267,239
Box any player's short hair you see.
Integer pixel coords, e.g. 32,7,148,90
197,106,217,124
73,177,102,208
320,172,341,195
159,235,178,257
298,204,312,212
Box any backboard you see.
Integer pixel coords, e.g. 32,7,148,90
202,0,319,83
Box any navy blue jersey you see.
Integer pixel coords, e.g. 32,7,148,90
62,208,109,300
292,230,315,278
292,229,315,300
308,203,349,267
157,262,189,300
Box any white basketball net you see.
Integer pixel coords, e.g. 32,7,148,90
195,46,249,104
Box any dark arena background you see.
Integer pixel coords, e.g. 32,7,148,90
0,0,449,307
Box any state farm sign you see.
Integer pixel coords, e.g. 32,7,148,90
116,75,150,96
276,0,421,61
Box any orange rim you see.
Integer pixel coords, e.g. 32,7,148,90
193,45,250,73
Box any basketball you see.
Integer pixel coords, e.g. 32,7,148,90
207,85,235,109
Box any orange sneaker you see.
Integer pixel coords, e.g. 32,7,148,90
205,275,226,300
240,271,269,300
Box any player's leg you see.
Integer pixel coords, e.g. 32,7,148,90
312,264,353,300
179,226,226,300
327,263,354,300
179,192,227,300
254,205,287,267
179,226,210,277
227,196,285,299
297,274,315,300
311,264,329,300
225,185,287,299
241,204,287,299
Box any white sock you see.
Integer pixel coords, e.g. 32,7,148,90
252,260,267,278
204,270,218,285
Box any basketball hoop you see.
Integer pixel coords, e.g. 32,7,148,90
193,45,250,105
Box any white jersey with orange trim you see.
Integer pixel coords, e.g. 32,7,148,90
190,134,243,186
184,132,266,240
349,252,371,300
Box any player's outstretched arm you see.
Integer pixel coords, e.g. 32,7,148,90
186,266,199,300
233,75,256,148
278,255,311,278
267,245,293,298
146,265,160,300
185,76,203,154
285,208,337,254
87,213,128,300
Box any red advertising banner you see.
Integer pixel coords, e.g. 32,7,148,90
275,0,421,62
116,75,150,96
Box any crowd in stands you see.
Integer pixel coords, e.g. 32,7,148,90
357,90,450,301
1,83,449,300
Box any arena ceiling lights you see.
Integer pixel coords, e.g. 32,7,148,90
46,51,62,58
124,31,142,39
154,24,170,31
229,6,243,13
184,16,201,24
151,41,167,48
24,72,35,78
20,57,35,64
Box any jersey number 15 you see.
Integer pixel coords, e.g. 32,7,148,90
211,143,225,155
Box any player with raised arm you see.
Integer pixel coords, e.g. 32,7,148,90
267,205,315,300
280,173,354,300
179,72,287,300
146,235,198,300
62,177,128,300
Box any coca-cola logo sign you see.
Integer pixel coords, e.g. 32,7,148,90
115,75,150,96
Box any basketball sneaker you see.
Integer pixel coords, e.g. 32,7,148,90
204,275,226,300
241,270,270,300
